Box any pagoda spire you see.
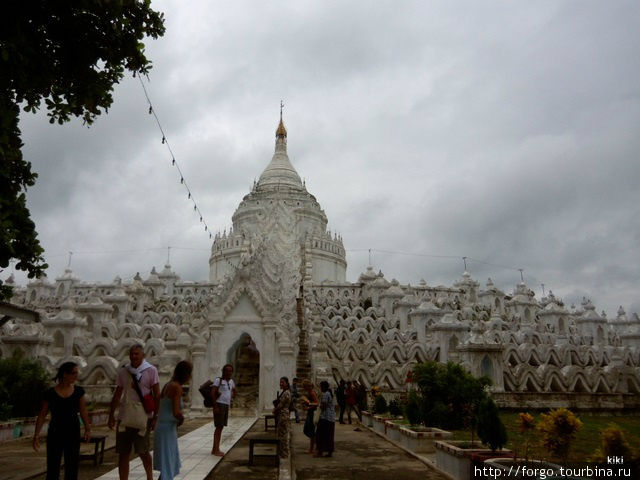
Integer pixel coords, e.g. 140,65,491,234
276,100,287,139
256,104,302,190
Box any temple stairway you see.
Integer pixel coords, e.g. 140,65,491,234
231,336,260,416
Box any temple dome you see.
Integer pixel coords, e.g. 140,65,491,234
256,116,303,190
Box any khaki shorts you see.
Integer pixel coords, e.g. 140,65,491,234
115,420,151,455
213,403,229,427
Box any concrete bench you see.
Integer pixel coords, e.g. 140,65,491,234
247,434,279,466
264,414,277,431
79,435,106,466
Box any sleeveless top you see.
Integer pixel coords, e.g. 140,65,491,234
43,386,85,432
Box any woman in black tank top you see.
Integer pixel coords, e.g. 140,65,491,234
33,362,91,480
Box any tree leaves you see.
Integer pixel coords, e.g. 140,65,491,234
0,1,166,299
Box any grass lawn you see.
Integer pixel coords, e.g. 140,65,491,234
449,411,640,462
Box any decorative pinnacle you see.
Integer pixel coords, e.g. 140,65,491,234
276,100,287,138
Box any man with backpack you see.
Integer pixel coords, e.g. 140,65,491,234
210,364,237,456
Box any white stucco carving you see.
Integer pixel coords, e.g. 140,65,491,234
2,118,639,411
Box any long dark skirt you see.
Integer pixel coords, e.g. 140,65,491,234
303,409,316,438
315,418,335,453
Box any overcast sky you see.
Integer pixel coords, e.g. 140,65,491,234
9,0,640,317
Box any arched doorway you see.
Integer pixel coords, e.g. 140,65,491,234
448,336,459,362
227,333,260,414
481,355,494,379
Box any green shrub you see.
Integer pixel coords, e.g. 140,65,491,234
537,408,583,465
477,397,507,451
404,390,423,426
413,361,491,430
589,424,640,475
373,394,388,414
590,423,637,461
388,397,403,416
427,401,450,429
0,353,49,420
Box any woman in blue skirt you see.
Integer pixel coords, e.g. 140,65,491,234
153,361,192,480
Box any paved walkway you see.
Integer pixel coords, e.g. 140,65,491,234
291,421,448,480
0,417,254,480
96,417,256,480
2,417,450,480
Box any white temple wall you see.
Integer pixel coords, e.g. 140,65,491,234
209,255,240,282
309,253,346,283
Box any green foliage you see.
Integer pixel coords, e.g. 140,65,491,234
0,353,49,420
388,397,403,417
450,411,640,463
537,408,583,465
404,390,423,426
373,394,388,415
476,397,507,451
517,412,536,461
0,98,47,300
590,423,640,473
428,402,450,429
0,1,165,298
412,361,491,430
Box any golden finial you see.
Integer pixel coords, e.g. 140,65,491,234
276,100,287,137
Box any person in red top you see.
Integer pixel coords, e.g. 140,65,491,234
345,381,361,424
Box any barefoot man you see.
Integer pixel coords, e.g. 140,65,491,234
211,364,237,456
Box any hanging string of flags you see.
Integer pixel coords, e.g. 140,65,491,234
137,75,212,239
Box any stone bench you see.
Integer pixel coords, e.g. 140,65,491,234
264,414,277,431
247,433,279,466
79,435,107,466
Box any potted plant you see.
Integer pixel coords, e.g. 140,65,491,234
537,408,582,467
372,393,390,434
408,361,510,480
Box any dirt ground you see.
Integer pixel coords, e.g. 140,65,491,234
291,421,447,480
203,419,278,480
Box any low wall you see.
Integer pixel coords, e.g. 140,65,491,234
0,409,109,444
435,440,512,480
493,392,640,410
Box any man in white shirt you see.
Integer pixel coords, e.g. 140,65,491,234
210,364,237,456
108,345,160,480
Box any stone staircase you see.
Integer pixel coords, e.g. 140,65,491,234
231,338,260,416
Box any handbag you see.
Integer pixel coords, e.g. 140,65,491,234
120,392,149,431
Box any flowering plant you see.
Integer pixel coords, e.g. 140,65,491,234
405,370,413,383
517,412,535,462
370,385,380,399
518,412,535,433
